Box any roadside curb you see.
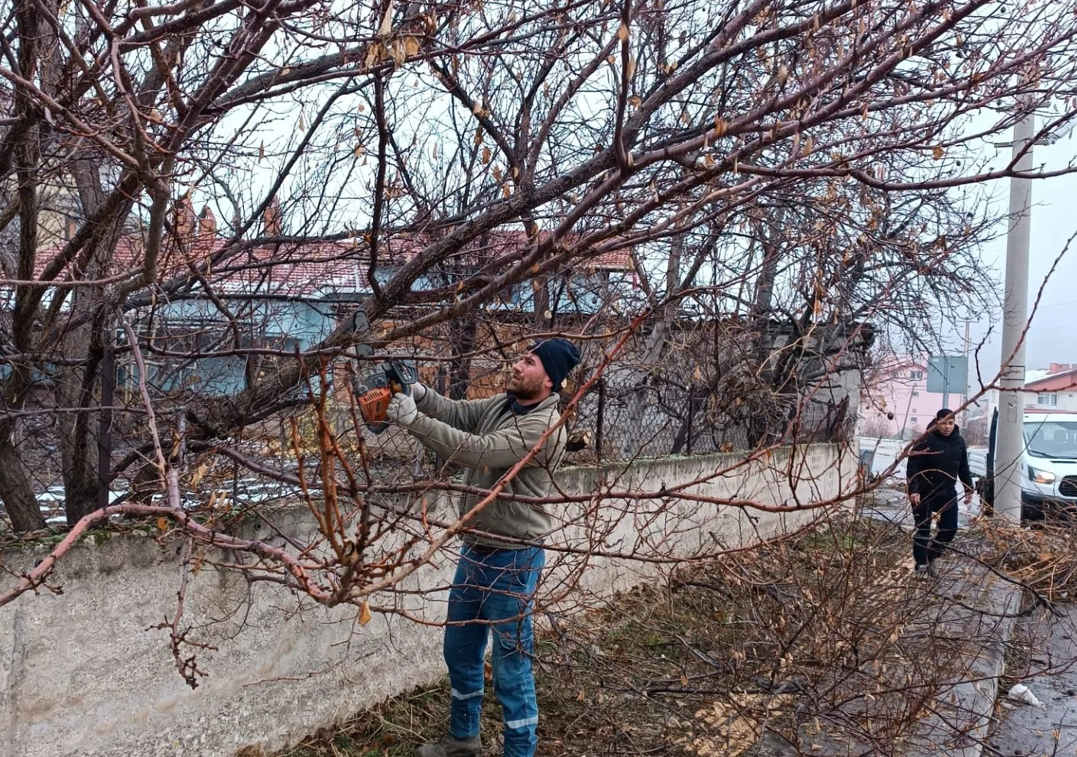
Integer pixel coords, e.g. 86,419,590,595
900,559,1024,757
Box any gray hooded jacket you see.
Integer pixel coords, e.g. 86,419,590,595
407,389,568,549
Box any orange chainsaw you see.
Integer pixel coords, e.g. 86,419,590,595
348,306,419,435
349,307,420,434
353,359,419,435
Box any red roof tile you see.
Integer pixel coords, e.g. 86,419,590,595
33,227,632,298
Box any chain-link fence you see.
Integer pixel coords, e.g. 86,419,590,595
566,378,750,464
0,311,865,528
353,373,800,473
319,330,860,476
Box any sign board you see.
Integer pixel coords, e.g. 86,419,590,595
926,355,968,396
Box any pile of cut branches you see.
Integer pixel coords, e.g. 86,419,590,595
978,520,1077,602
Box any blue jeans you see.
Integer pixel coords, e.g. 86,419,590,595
444,544,544,757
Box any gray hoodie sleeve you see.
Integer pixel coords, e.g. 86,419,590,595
405,408,563,471
414,388,504,433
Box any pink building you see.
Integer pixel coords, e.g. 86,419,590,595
860,355,949,439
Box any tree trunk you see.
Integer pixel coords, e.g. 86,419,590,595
531,274,549,330
747,207,784,363
745,208,785,448
0,1,48,533
0,436,45,532
57,349,103,526
55,269,110,526
57,148,130,525
447,312,478,400
620,233,684,458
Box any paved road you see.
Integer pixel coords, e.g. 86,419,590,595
986,604,1077,757
863,485,981,531
863,486,1077,757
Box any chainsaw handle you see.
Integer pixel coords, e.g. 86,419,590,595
385,360,418,397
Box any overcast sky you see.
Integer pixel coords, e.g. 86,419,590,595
951,125,1077,392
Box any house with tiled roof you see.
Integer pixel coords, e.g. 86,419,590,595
1024,363,1077,412
88,199,635,396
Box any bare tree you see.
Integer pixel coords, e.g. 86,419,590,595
1,0,1076,612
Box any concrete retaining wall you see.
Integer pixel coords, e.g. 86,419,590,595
0,445,856,757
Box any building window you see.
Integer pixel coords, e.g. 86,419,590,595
911,371,923,379
912,391,920,397
891,371,900,379
1038,393,1059,406
911,417,918,424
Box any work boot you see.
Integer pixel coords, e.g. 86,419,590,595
927,560,942,578
415,734,481,757
914,563,931,580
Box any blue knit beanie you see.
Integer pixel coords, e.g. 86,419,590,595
529,338,581,391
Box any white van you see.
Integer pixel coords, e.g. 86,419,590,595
981,411,1077,520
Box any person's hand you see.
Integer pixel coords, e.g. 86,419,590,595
410,382,427,402
909,492,921,506
387,392,418,427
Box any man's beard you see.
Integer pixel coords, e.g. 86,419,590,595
508,374,545,401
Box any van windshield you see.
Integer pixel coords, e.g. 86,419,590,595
1024,420,1077,459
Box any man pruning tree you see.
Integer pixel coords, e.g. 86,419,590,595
385,338,582,757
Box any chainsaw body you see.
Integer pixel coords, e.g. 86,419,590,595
354,359,419,434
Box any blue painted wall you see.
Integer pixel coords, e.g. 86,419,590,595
138,298,336,396
130,270,619,396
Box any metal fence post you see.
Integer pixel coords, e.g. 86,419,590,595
96,342,115,512
595,378,605,464
686,390,694,456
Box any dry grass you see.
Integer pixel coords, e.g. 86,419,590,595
274,512,982,757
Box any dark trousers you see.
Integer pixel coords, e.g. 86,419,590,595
913,490,958,566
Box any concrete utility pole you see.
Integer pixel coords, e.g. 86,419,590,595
995,111,1036,523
